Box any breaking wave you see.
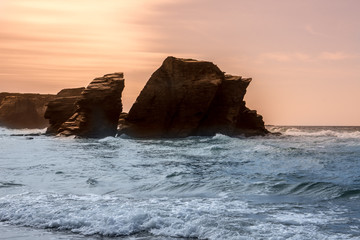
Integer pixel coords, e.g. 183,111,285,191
0,126,359,239
0,192,355,240
267,126,360,139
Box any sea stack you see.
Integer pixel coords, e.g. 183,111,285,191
56,73,124,138
119,56,268,137
44,87,85,134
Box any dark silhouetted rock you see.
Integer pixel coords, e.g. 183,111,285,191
123,57,223,137
44,88,84,134
0,93,56,129
196,75,267,136
57,73,124,138
235,106,267,135
119,57,268,138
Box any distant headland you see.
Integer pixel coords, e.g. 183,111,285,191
0,57,268,138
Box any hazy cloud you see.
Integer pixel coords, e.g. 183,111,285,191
318,51,356,61
258,51,356,63
1,0,360,124
304,25,329,38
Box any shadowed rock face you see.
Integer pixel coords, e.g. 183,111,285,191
0,93,55,129
44,88,84,134
119,56,268,138
124,57,224,137
57,73,124,138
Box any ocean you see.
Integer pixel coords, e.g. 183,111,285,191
0,126,359,240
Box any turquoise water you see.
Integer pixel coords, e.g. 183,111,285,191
0,126,359,239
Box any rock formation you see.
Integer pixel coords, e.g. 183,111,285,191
6,57,266,138
119,57,268,138
0,93,55,129
56,73,124,138
195,74,266,136
44,88,84,134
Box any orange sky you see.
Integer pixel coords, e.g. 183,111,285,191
1,0,359,125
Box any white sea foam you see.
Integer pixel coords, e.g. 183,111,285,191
268,126,360,139
211,133,234,141
286,129,360,138
0,126,359,239
0,193,248,239
0,192,355,239
0,127,46,136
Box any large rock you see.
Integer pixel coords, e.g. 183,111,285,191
0,93,56,129
44,88,84,134
119,57,268,137
57,73,124,138
123,57,223,137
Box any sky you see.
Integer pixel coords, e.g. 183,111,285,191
0,0,359,126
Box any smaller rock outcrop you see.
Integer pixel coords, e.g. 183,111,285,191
0,93,55,129
195,75,266,136
44,88,84,134
57,73,124,138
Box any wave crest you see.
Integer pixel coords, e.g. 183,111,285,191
267,126,360,138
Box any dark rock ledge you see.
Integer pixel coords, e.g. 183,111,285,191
0,93,56,129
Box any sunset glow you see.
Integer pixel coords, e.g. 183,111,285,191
1,0,360,125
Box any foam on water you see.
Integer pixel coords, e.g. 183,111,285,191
268,126,360,139
0,126,359,239
0,192,356,240
0,127,46,136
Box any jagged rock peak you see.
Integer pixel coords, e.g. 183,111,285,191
57,73,125,138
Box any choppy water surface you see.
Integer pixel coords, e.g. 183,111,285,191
0,126,359,239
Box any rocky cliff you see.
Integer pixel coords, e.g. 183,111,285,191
119,57,268,138
44,88,84,134
57,73,124,138
0,93,55,129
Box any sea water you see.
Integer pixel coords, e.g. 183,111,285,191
0,126,359,239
